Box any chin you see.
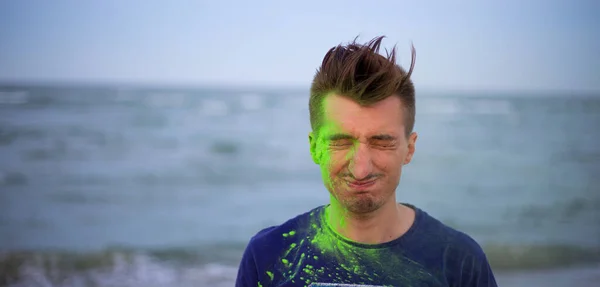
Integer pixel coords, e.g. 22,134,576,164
345,200,382,214
337,194,382,213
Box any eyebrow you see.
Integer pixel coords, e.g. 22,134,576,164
370,134,397,141
325,133,397,141
325,133,354,141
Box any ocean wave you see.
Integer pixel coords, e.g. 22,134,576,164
0,126,46,146
0,251,237,287
484,243,600,270
130,112,169,128
0,91,29,105
418,98,514,115
209,140,239,155
1,87,276,121
0,171,28,186
1,243,599,286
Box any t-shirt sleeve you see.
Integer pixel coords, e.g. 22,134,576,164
235,240,260,287
458,247,498,287
466,254,497,287
443,232,498,287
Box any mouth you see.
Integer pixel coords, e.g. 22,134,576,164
346,179,376,191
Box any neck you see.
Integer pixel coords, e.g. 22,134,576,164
326,197,414,245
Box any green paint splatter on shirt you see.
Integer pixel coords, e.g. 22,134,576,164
270,206,377,286
267,204,436,287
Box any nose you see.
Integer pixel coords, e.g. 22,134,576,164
347,142,373,180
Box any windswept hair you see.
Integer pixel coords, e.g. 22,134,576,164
309,35,416,137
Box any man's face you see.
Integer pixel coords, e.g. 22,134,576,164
309,94,417,214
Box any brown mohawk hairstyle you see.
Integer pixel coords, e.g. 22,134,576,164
309,35,416,137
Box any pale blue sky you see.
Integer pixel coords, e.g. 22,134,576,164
0,0,598,91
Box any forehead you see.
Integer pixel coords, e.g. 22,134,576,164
320,94,405,135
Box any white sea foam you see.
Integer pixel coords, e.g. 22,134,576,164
6,253,237,287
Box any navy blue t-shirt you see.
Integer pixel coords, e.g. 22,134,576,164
236,204,497,287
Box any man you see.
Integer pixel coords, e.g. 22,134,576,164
236,36,497,287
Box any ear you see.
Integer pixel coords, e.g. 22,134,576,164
404,132,418,165
309,132,319,164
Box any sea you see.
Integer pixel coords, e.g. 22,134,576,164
0,84,598,286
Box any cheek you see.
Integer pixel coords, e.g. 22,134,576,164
331,150,350,168
319,154,347,190
373,151,404,171
322,150,348,175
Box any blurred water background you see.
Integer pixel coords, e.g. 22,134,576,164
0,85,598,286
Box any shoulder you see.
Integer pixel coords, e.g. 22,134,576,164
412,206,487,258
246,206,321,253
238,206,322,267
409,206,497,286
236,207,322,287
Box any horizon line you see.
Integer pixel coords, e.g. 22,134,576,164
0,79,598,95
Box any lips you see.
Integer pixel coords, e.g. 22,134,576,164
346,179,376,191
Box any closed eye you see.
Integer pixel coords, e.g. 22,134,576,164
329,139,353,147
369,134,397,148
323,133,397,148
371,140,395,146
